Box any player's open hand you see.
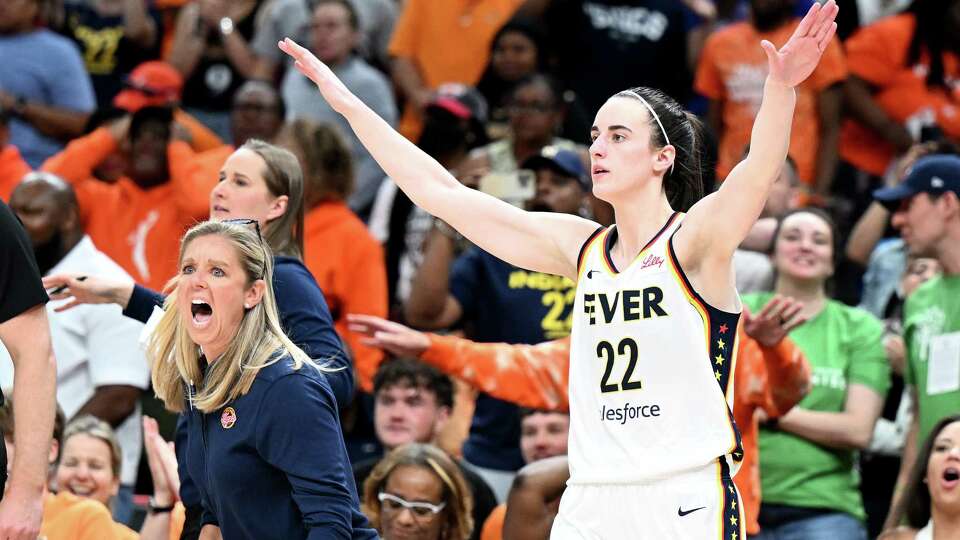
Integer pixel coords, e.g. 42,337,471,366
347,314,431,358
278,38,356,114
761,0,838,88
742,295,807,348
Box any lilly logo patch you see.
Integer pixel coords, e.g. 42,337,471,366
221,407,237,429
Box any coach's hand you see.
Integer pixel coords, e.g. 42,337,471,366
0,487,43,540
347,314,431,358
42,273,135,312
761,0,838,88
743,295,807,348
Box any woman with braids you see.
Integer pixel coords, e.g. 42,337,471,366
278,1,838,536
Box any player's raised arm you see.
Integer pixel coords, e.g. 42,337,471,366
680,0,839,260
278,39,598,280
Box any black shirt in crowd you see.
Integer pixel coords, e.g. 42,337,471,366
544,0,691,116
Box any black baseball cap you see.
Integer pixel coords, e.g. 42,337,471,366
874,154,960,207
521,145,590,191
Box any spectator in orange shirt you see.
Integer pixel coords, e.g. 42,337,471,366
0,110,30,201
41,106,209,292
388,0,523,140
695,0,847,196
841,1,960,178
348,301,813,536
276,119,388,392
112,60,223,153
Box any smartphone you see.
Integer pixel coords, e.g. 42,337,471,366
478,170,536,208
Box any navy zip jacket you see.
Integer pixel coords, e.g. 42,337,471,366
124,255,358,537
123,255,354,404
183,354,378,539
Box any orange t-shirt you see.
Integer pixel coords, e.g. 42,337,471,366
40,491,123,540
422,327,811,536
388,0,522,140
41,128,212,292
480,503,506,540
840,14,960,176
695,20,847,185
0,145,30,202
303,201,388,392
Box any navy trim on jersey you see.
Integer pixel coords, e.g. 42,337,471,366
602,212,680,273
576,226,606,276
719,459,744,540
666,228,744,464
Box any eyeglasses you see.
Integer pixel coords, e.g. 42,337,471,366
378,492,446,518
222,218,265,279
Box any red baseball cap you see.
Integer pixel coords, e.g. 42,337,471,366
113,61,183,112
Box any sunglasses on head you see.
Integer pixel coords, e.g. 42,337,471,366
222,218,266,279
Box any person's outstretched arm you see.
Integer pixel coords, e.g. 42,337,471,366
678,1,839,267
0,202,56,540
278,39,598,282
348,314,571,411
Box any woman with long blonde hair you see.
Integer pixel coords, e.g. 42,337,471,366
147,220,375,539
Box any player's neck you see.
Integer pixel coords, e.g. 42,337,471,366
611,194,673,261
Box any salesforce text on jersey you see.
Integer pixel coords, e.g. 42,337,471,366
600,402,662,425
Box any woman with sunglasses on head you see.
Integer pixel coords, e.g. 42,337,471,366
148,219,376,539
278,2,838,537
41,140,352,405
42,140,352,539
363,443,474,540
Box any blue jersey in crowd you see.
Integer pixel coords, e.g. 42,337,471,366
451,247,576,471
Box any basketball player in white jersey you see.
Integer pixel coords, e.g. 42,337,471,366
278,3,838,536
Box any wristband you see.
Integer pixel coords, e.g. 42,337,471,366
148,497,175,514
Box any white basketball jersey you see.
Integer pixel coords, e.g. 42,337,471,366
568,212,743,485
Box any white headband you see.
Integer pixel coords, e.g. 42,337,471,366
621,90,670,147
621,90,674,174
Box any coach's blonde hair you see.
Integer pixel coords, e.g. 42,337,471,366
148,220,327,413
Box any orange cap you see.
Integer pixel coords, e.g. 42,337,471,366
113,61,184,112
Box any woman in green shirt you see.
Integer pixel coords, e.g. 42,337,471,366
746,208,891,540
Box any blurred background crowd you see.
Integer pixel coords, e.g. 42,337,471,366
1,0,960,538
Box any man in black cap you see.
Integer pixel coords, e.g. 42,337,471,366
0,199,56,540
875,154,960,531
521,145,591,216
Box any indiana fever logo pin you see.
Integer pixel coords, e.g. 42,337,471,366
221,407,237,429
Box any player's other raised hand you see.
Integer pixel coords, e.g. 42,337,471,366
761,0,839,88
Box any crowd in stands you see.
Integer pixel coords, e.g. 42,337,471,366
0,0,959,538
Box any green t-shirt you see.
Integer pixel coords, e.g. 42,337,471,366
743,293,890,520
903,274,960,447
